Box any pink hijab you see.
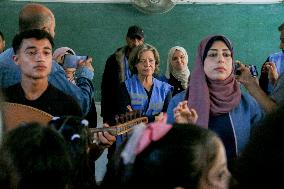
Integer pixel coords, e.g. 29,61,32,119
187,35,241,128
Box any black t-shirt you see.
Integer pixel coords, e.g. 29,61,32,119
2,83,82,117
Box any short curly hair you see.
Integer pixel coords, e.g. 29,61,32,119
128,43,160,75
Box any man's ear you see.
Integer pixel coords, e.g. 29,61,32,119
12,54,20,65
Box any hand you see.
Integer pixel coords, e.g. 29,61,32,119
155,112,167,123
95,123,116,149
126,105,133,112
78,56,94,72
174,100,198,124
265,62,278,85
235,60,259,88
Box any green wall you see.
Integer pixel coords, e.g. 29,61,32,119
1,2,284,100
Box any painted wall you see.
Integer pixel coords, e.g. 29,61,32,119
12,0,283,3
1,2,283,100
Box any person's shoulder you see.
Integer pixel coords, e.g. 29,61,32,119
268,51,284,58
106,52,116,61
155,78,173,90
153,79,173,96
0,48,14,60
106,46,126,59
1,83,22,100
2,83,21,91
172,90,186,101
115,46,127,54
154,73,168,83
105,47,125,66
0,48,15,65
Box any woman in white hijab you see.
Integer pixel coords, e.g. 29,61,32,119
165,46,190,96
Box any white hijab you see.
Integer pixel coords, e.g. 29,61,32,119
165,46,190,89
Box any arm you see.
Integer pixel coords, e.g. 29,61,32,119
259,57,270,94
236,63,278,113
49,61,94,116
89,123,116,160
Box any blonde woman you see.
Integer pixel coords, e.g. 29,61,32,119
117,43,173,122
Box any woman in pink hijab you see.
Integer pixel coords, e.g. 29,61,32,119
174,35,263,166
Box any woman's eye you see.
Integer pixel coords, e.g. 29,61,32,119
223,52,231,57
149,59,155,64
173,56,185,61
207,53,217,57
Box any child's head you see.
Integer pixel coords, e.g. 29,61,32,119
102,123,230,189
48,116,96,188
0,122,72,189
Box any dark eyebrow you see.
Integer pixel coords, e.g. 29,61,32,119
43,46,52,51
24,46,36,51
24,46,52,51
208,48,230,52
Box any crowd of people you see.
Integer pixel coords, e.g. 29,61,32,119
1,2,284,189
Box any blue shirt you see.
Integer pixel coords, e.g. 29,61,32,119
270,72,284,106
166,90,263,155
265,52,284,93
167,90,186,124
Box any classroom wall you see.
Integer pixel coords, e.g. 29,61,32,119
11,0,284,3
1,2,284,100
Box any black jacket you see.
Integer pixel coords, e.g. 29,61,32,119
101,46,129,125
